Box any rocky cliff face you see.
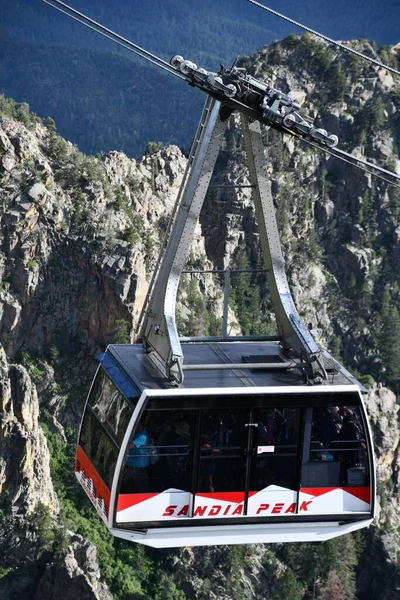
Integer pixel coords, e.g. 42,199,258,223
0,345,111,599
0,100,234,599
201,36,400,358
34,535,113,600
358,385,400,599
0,114,231,359
0,345,57,513
0,35,400,600
0,117,178,355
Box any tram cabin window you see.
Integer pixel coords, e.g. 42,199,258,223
79,409,118,490
307,406,368,487
119,404,304,496
120,411,195,494
197,410,245,494
254,408,300,492
116,394,372,527
88,368,134,446
79,368,134,491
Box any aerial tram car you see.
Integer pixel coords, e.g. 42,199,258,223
41,0,400,548
79,347,374,548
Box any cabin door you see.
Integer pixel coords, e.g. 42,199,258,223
192,408,250,517
246,408,301,517
193,407,301,518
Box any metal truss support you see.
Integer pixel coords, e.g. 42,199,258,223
140,100,324,383
140,96,228,383
241,116,323,378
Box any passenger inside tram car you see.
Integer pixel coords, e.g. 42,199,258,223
309,406,367,487
121,421,150,493
259,408,288,444
255,408,299,490
121,413,195,494
119,403,369,497
163,420,192,491
199,421,219,493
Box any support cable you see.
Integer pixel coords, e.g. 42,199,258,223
42,0,400,189
294,133,400,189
247,0,400,77
41,0,186,81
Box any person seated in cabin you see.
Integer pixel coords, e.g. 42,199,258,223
199,422,219,493
261,408,288,445
164,420,192,491
121,421,150,493
217,413,236,447
336,408,362,484
311,407,340,451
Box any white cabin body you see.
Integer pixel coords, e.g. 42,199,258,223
76,342,375,548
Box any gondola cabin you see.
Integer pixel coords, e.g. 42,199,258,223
76,342,375,548
42,0,396,552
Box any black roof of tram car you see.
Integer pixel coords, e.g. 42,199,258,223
100,342,366,394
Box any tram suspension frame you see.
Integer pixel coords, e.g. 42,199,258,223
140,97,325,384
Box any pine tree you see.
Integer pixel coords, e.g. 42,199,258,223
271,568,304,600
317,570,346,600
379,287,400,394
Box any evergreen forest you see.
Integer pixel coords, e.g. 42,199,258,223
1,0,400,156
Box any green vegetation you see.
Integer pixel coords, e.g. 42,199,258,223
277,535,359,599
270,569,304,600
123,226,141,247
26,257,39,269
19,350,44,379
351,96,387,148
0,566,14,579
37,423,184,600
0,94,41,129
279,34,352,105
0,35,201,158
2,27,400,599
27,502,69,558
378,287,400,394
113,319,131,344
145,141,163,155
177,270,223,337
230,245,276,337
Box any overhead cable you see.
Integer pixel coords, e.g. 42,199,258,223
296,134,400,189
41,0,186,80
41,0,400,189
247,0,400,77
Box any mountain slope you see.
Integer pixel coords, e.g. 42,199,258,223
1,0,400,157
0,33,203,157
1,35,400,599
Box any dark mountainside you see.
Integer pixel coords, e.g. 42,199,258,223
1,0,400,157
0,33,201,159
1,34,400,599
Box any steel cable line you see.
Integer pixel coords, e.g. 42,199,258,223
41,0,186,81
42,0,400,188
294,134,400,189
333,148,400,187
247,0,400,77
